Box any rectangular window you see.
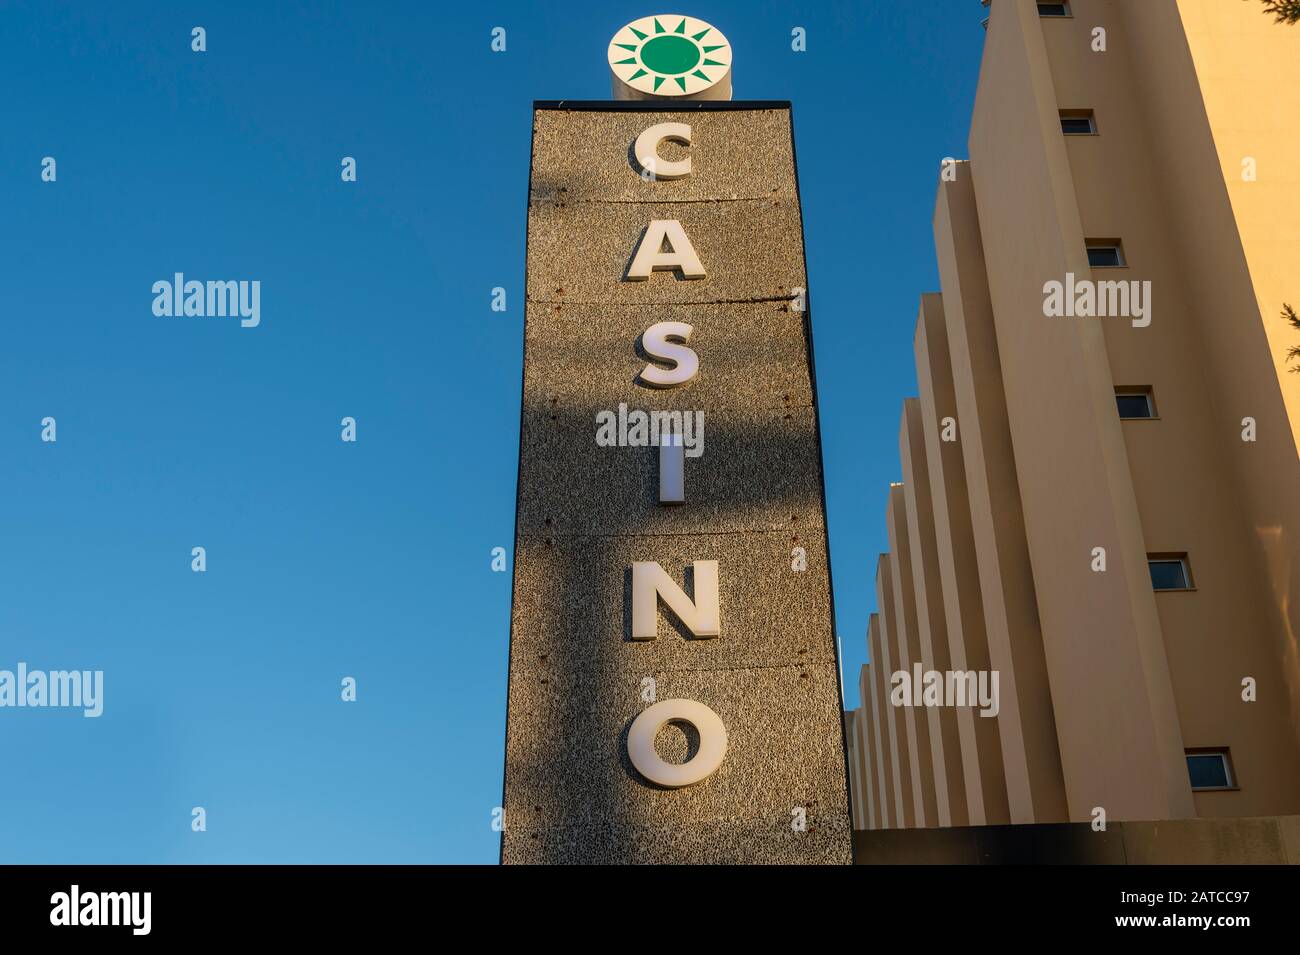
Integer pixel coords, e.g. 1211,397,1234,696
1186,751,1234,791
1115,387,1156,419
1148,555,1192,591
1038,2,1071,15
1060,110,1096,135
1086,240,1126,268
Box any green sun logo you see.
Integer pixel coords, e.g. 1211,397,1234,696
608,15,732,99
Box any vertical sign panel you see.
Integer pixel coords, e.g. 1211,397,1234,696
502,103,851,864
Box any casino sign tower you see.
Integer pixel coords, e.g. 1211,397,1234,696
500,15,852,864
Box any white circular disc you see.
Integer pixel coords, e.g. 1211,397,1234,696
608,15,733,101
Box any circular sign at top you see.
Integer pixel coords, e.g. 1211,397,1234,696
608,15,733,101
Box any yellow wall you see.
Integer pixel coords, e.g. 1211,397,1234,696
1178,0,1300,455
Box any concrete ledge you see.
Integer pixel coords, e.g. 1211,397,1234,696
854,815,1300,864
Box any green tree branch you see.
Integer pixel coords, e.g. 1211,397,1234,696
1246,0,1300,24
1285,305,1300,373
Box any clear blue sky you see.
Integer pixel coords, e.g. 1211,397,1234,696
0,1,982,863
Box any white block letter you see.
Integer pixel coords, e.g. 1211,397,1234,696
659,431,684,504
627,220,706,280
639,321,698,388
627,698,727,788
631,561,719,640
634,122,692,180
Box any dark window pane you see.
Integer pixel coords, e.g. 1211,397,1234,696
1038,2,1070,15
1061,117,1094,134
1116,394,1152,418
1087,245,1123,267
1187,754,1230,789
1149,560,1189,590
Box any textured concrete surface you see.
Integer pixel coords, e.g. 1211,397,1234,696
503,665,850,865
503,104,850,864
527,199,806,306
507,815,853,866
530,109,798,203
523,301,814,412
516,408,825,536
510,531,834,670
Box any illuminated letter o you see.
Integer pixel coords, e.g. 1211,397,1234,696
627,698,727,787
